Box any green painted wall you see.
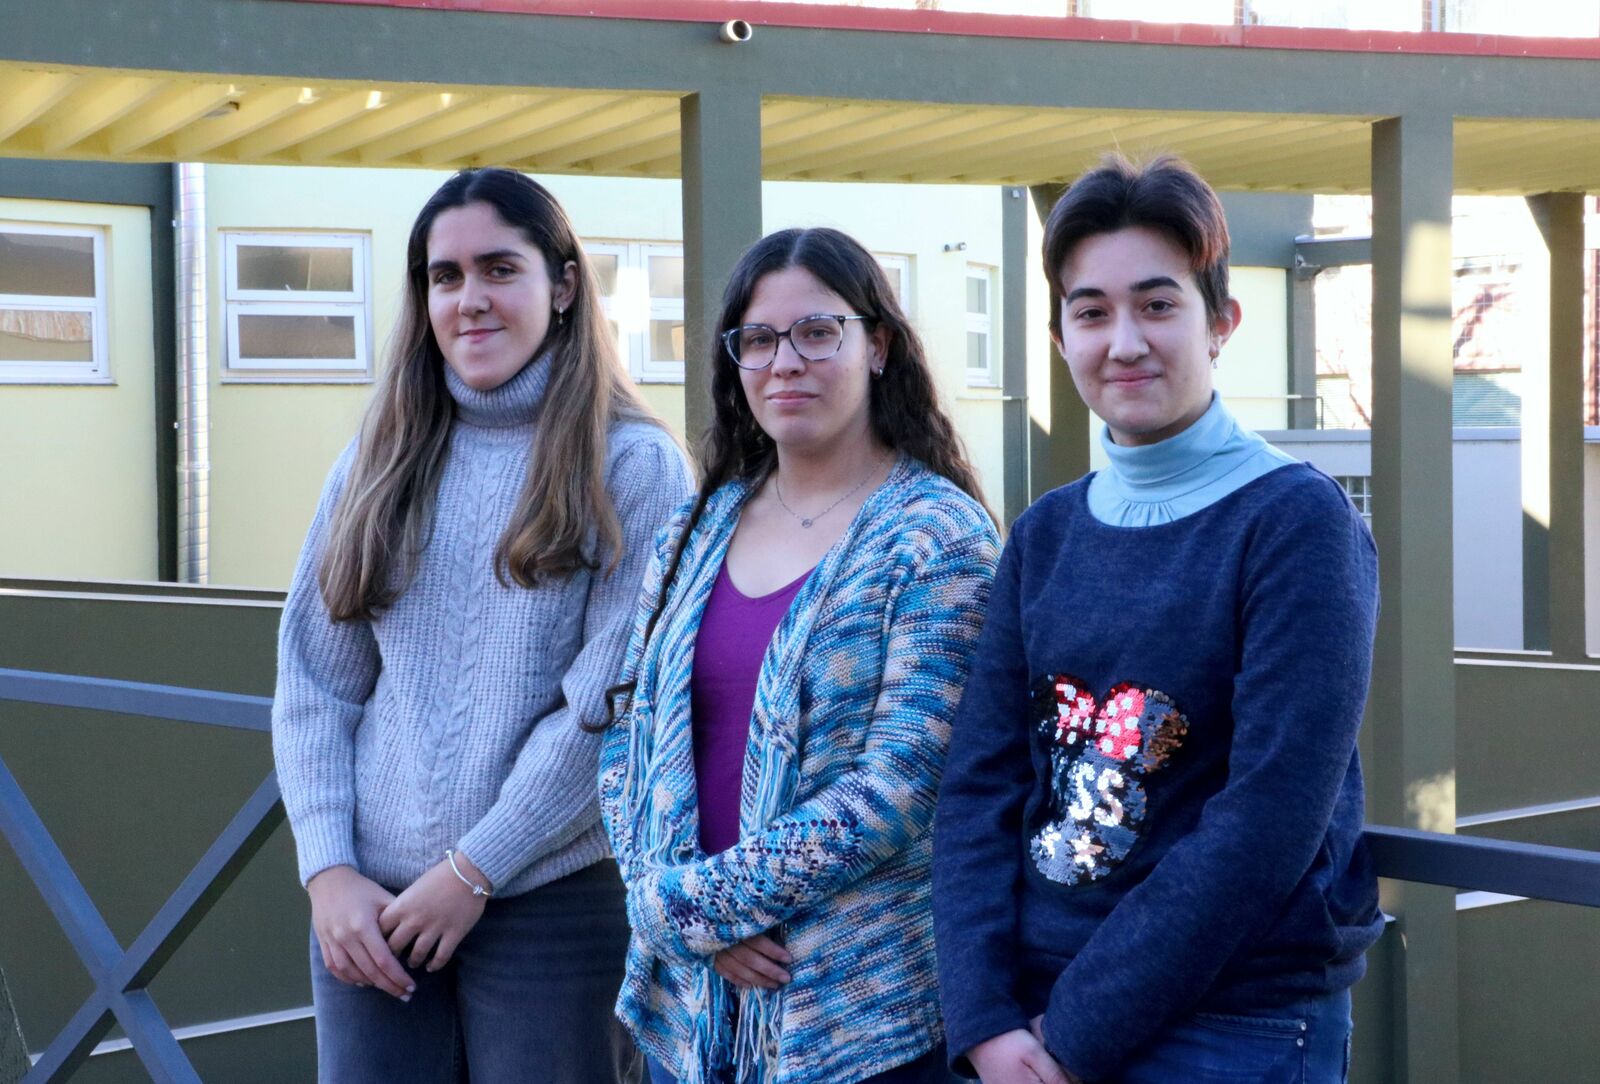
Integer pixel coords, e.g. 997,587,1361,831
4,588,1596,1081
0,586,307,1082
1215,267,1291,430
203,164,447,587
198,166,1009,587
0,165,1303,586
0,198,158,581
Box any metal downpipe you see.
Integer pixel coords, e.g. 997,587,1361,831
175,163,209,584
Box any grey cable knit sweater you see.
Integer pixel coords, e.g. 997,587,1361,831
271,356,692,898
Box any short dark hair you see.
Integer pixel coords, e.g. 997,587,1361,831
1042,154,1231,338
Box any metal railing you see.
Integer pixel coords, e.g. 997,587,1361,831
3,666,1599,1081
0,669,278,1084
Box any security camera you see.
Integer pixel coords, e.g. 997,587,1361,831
719,19,753,43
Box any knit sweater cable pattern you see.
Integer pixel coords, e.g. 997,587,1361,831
272,356,692,897
599,458,1000,1084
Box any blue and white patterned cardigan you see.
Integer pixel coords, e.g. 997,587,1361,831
599,456,1000,1084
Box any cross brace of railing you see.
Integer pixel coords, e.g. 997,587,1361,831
4,666,1600,1083
0,668,277,1083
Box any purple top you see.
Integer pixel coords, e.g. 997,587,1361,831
689,561,811,854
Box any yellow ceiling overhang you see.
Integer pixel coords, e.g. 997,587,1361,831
1,63,1596,194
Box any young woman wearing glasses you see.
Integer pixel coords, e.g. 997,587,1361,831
598,227,1000,1084
272,168,690,1082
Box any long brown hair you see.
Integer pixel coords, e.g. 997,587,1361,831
319,168,664,622
600,226,991,728
701,226,991,513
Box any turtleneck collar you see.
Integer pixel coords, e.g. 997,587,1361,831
1086,393,1297,527
444,353,551,429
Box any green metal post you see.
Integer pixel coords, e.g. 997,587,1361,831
1287,267,1319,429
1000,185,1031,524
680,90,763,447
1027,183,1090,498
1369,113,1460,1084
1522,193,1587,659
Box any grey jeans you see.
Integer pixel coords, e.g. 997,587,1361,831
309,860,638,1084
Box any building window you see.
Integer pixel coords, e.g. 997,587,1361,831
0,223,109,384
223,232,371,381
587,240,685,383
874,253,912,306
966,263,997,387
1335,475,1372,522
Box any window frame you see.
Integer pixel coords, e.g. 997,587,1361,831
225,301,371,374
1335,474,1373,522
221,230,373,383
874,252,913,308
587,239,686,384
965,262,999,388
0,221,110,385
640,242,686,383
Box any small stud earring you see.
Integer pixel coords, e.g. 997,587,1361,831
872,367,884,378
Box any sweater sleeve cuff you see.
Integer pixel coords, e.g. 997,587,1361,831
623,869,698,964
1041,1007,1119,1084
456,805,542,891
293,812,358,887
944,1006,1031,1079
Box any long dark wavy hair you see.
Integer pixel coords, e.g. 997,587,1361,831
318,168,663,622
599,226,992,728
701,226,990,507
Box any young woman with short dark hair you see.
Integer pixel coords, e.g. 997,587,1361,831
935,156,1381,1084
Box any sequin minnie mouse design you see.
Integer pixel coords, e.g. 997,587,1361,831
1029,674,1190,886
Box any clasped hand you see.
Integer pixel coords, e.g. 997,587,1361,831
712,932,792,990
307,855,490,1000
966,1017,1080,1084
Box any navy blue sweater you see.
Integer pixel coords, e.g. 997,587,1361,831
933,464,1383,1082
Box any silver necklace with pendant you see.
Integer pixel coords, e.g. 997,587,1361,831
773,457,886,529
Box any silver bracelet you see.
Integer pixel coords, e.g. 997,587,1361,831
444,848,492,897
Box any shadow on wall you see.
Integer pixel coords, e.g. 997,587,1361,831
1,965,26,1084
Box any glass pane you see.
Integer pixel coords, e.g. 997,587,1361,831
967,331,987,372
791,316,844,361
650,319,685,363
648,255,684,300
882,265,903,300
966,275,989,315
0,232,96,297
591,252,619,297
237,314,357,361
236,244,355,293
0,307,93,362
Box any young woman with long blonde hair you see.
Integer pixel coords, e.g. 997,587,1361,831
273,167,690,1082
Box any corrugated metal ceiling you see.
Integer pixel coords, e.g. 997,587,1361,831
0,64,1594,194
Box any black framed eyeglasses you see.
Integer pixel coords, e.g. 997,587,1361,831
721,314,871,370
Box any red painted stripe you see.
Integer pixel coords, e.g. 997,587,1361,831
281,0,1600,61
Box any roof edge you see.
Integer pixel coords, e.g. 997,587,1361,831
281,0,1600,61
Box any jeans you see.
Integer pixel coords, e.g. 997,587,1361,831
310,860,638,1084
1113,988,1352,1084
645,1043,954,1084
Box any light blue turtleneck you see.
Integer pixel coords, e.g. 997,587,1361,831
1086,393,1298,526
